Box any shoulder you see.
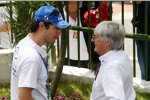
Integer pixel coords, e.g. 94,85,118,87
15,40,40,62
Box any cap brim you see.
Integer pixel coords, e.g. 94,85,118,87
51,20,71,29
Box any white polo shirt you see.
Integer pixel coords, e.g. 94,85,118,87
90,50,136,100
11,35,48,100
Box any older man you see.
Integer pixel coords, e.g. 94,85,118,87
90,21,136,100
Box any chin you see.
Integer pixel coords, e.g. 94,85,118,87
94,49,100,56
94,48,98,53
49,40,55,44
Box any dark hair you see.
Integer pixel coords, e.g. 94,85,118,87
29,20,52,33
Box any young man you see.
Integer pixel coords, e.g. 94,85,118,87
11,6,70,100
90,21,136,100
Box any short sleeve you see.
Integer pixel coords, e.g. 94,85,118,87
18,57,41,89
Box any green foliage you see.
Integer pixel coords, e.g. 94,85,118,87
0,82,92,100
1,83,150,100
6,1,55,46
55,81,92,100
0,86,10,100
136,92,150,100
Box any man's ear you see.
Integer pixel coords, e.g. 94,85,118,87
38,22,45,31
106,39,112,47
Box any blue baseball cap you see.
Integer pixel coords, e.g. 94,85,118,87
34,6,70,29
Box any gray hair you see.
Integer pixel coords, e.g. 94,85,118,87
94,21,125,50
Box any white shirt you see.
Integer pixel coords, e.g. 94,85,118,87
64,9,89,60
90,50,136,100
11,35,48,100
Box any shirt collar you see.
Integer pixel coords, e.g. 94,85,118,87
26,34,47,58
99,50,122,64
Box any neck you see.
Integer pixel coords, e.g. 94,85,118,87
29,33,45,47
69,12,77,21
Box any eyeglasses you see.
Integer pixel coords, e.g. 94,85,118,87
43,9,59,21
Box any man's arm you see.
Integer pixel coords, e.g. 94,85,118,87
0,21,11,32
102,68,125,99
18,87,34,100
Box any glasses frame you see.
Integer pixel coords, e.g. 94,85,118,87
92,34,101,40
